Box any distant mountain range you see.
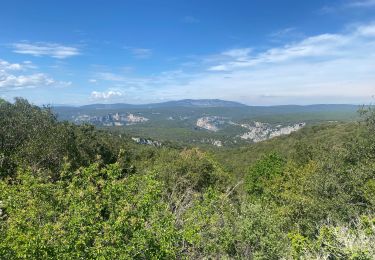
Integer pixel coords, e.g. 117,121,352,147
52,99,361,147
55,99,360,110
74,99,246,110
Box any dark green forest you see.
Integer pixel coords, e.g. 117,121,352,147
0,98,374,259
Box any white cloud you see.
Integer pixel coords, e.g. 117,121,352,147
73,21,375,105
208,34,349,71
0,59,37,71
109,22,375,105
0,73,54,90
180,23,374,104
208,64,230,72
222,48,252,59
0,60,23,71
0,58,70,91
356,23,375,36
90,90,123,100
12,42,80,59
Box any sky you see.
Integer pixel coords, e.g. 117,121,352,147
0,0,375,105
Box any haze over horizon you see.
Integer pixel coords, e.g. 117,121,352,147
1,0,375,106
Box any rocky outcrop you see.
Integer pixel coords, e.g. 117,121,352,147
131,137,161,147
196,116,226,132
239,121,305,142
74,112,148,126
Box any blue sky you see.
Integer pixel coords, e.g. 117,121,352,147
0,0,375,105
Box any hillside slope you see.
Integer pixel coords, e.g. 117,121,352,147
53,100,360,147
1,98,374,259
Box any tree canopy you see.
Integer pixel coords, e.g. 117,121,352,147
0,99,374,259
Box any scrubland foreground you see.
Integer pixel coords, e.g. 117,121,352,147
0,98,374,259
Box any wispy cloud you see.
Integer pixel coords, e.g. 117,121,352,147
268,27,304,42
96,72,126,81
208,33,349,71
124,46,152,59
12,42,80,59
99,22,375,105
187,22,375,104
269,27,297,38
0,59,37,71
182,16,200,24
222,48,252,60
131,48,152,59
90,90,123,100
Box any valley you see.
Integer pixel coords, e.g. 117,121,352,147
53,99,359,147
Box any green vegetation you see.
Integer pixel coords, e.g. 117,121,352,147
1,98,374,259
54,103,359,147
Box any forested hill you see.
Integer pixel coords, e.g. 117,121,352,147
78,99,248,109
0,98,374,259
53,100,359,148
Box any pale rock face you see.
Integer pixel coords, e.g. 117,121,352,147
212,140,223,147
196,117,218,131
126,113,148,123
113,113,120,121
132,137,161,147
73,112,149,126
239,122,305,142
196,116,225,132
74,114,91,122
269,123,306,138
197,138,223,147
240,127,270,142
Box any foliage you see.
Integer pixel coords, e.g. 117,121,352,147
0,164,180,259
292,216,375,259
0,98,374,258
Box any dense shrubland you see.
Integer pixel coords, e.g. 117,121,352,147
0,98,374,259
